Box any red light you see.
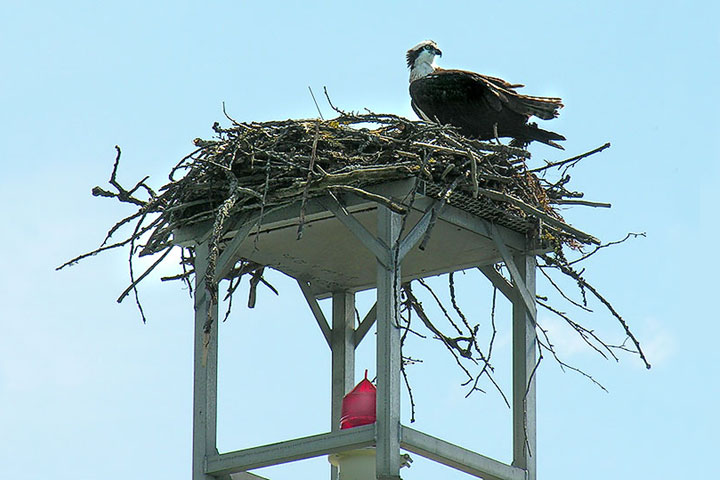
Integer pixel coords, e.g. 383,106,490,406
340,370,376,429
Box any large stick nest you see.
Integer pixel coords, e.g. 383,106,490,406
117,112,599,259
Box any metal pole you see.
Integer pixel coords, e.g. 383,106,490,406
330,291,356,480
511,253,537,480
192,241,220,480
375,205,402,480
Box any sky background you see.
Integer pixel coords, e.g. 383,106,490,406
1,1,718,479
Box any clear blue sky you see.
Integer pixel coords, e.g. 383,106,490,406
1,1,718,479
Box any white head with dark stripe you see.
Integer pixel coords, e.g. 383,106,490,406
407,40,442,82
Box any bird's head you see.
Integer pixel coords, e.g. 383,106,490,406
406,40,442,69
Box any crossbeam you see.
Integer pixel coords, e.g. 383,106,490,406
205,425,376,476
400,426,526,480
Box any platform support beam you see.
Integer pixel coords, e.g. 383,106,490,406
375,205,403,480
193,240,220,480
330,290,356,480
298,279,332,347
511,253,537,480
354,302,377,347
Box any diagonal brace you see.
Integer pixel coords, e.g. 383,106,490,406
354,302,377,347
320,196,391,268
216,218,261,280
478,265,514,301
490,225,537,319
397,203,437,262
297,280,332,347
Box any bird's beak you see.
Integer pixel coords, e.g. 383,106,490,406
435,48,442,56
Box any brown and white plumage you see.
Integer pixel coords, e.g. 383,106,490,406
407,40,566,149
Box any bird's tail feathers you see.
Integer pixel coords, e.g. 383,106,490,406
521,123,566,149
516,94,564,120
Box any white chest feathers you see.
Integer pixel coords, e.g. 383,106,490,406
409,61,436,82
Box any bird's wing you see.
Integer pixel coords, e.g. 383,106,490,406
409,69,565,145
415,69,548,117
476,73,563,120
411,70,562,121
410,69,504,117
479,74,525,90
409,70,513,140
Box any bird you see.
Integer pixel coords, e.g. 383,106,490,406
406,40,566,149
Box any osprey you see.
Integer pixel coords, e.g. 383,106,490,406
407,40,566,149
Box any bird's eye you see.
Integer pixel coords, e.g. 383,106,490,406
424,45,432,50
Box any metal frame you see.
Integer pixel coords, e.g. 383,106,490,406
374,206,403,480
190,193,539,480
192,241,220,480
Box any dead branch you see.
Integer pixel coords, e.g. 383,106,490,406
552,199,612,208
568,232,646,266
535,322,608,392
540,253,651,369
528,142,611,174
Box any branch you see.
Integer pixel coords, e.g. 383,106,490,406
540,253,651,369
527,142,611,174
568,232,646,266
92,146,152,206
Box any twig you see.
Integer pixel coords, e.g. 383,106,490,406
552,199,611,208
536,324,608,391
527,142,611,174
323,86,347,115
538,267,593,312
222,101,243,127
104,146,151,206
540,253,651,369
328,185,407,214
476,186,600,244
537,300,617,361
419,177,461,251
416,279,464,335
116,247,174,303
469,148,479,198
568,232,646,266
297,120,320,239
308,86,324,120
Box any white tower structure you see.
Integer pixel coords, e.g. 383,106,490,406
179,178,541,480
